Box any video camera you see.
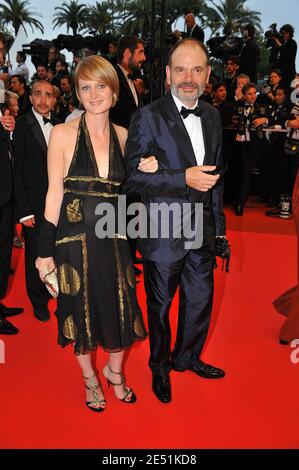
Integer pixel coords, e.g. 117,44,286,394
264,23,283,67
207,35,243,62
52,33,114,54
22,39,54,68
22,34,116,69
264,23,283,49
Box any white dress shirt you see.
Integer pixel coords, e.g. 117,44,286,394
118,64,139,106
10,62,30,83
172,93,205,165
19,108,54,223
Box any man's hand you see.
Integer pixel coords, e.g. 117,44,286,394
138,156,158,173
186,165,220,192
287,117,299,129
0,110,15,132
22,216,36,228
252,117,267,128
235,87,243,101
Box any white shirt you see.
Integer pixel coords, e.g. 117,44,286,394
65,108,84,122
10,62,29,83
172,93,205,166
32,107,53,145
118,64,139,107
19,108,54,223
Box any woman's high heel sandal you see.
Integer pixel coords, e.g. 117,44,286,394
83,374,106,412
103,365,137,403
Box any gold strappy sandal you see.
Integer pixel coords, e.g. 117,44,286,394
103,365,137,404
83,374,106,412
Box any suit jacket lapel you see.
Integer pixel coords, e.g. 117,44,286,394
198,101,213,165
26,109,47,155
161,92,197,167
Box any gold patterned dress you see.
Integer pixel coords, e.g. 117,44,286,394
54,114,147,354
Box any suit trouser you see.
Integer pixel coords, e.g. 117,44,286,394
234,141,255,207
0,200,13,299
23,224,49,310
143,247,214,375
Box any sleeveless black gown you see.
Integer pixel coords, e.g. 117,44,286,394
54,114,147,354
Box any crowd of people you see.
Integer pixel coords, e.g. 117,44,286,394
0,14,298,409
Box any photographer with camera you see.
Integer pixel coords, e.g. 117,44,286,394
256,86,292,213
257,69,283,106
274,25,297,87
232,83,266,215
239,24,260,84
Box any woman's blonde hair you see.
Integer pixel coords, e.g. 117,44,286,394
74,55,119,107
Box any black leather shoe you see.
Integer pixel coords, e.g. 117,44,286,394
0,303,24,317
0,317,19,335
34,307,50,322
172,360,225,379
279,339,289,345
265,207,280,217
152,374,171,403
235,205,243,216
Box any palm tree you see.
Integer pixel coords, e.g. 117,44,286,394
52,0,89,36
202,0,262,37
0,0,44,37
112,0,152,37
167,0,207,30
84,1,114,35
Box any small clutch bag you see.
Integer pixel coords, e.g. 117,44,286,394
43,268,59,299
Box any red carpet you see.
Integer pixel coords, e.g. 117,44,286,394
1,202,298,449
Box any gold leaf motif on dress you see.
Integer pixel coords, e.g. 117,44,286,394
58,263,81,296
66,198,84,224
63,315,76,340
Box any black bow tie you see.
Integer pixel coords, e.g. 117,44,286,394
245,104,253,109
180,106,202,119
43,116,54,125
127,73,134,80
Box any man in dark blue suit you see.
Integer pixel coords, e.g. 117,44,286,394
124,38,226,403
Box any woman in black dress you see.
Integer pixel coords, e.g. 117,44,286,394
36,56,157,411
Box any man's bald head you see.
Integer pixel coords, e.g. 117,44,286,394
185,13,196,29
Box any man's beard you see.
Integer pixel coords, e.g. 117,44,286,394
171,82,206,102
128,57,143,73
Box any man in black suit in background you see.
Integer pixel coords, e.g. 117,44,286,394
110,36,146,272
185,13,205,43
239,24,259,83
13,80,60,322
0,32,23,335
110,36,145,129
124,39,226,403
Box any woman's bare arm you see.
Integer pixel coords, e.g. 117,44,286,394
44,124,66,226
